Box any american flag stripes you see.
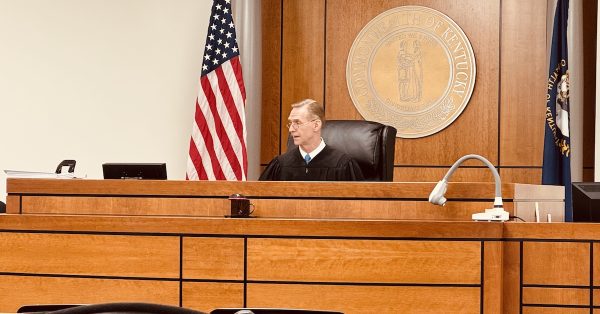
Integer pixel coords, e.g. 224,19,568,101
187,0,248,181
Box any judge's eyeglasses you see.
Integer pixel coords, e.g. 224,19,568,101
286,119,318,130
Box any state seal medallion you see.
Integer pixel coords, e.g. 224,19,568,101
346,6,476,138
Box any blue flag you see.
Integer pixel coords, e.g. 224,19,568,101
542,0,571,221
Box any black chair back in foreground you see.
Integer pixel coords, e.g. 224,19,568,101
18,304,81,313
19,302,206,314
286,120,396,181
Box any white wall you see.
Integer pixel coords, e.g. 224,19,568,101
0,0,219,201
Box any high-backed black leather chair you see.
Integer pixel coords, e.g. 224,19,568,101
0,201,5,214
287,120,397,181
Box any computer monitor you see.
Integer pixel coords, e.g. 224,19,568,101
102,163,167,180
572,182,600,222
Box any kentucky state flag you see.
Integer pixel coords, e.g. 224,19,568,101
542,0,571,221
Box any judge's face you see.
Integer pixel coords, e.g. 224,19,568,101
288,106,321,150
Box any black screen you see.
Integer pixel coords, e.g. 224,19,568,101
102,163,167,180
573,182,600,222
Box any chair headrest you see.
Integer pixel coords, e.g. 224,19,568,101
287,120,395,180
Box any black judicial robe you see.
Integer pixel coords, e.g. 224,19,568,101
259,146,364,181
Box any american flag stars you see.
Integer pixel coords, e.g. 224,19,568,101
201,0,238,77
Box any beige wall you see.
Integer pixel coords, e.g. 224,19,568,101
0,0,214,201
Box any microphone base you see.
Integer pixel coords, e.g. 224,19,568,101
472,208,510,222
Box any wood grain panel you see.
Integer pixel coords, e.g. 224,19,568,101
21,196,228,216
0,215,503,239
500,168,542,185
247,284,480,314
500,0,546,166
484,242,502,314
583,168,594,182
594,289,600,306
505,223,600,241
261,0,282,164
593,243,600,286
393,167,496,182
523,308,589,314
0,275,178,312
582,0,597,169
523,287,589,305
182,282,243,313
7,179,517,199
503,241,521,314
183,237,244,280
253,199,513,221
247,239,481,284
5,195,19,214
523,242,589,286
17,195,514,221
281,0,325,153
0,233,179,278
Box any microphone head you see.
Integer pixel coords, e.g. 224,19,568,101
428,180,448,206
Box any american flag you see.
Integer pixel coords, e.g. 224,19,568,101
187,0,248,181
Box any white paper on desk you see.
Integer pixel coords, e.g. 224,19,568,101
4,169,76,179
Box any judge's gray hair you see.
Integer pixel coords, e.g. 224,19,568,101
291,99,326,125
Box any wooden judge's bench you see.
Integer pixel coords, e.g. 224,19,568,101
0,179,594,314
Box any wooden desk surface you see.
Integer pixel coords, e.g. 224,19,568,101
0,214,502,239
6,178,515,199
5,179,538,221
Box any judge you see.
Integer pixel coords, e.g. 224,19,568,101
259,99,364,181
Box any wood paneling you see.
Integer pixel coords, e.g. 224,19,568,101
261,0,282,164
7,178,516,199
247,239,481,284
0,275,179,312
0,214,503,239
593,289,600,306
484,242,502,314
582,0,597,169
182,282,244,313
21,196,228,216
503,241,521,314
583,168,594,182
523,308,589,314
593,243,600,286
5,194,19,214
522,287,589,305
260,0,581,182
252,199,511,221
500,0,546,166
523,242,589,286
247,284,480,314
8,179,533,221
280,0,325,153
500,168,542,185
0,233,179,278
505,223,600,241
183,237,244,280
18,196,509,221
393,167,496,182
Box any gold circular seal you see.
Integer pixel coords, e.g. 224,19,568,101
347,6,476,138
